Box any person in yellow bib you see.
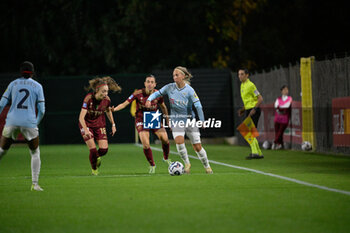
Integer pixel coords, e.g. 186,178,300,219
237,68,264,159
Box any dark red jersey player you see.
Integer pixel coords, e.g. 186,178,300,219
113,75,171,174
78,76,121,175
127,88,164,133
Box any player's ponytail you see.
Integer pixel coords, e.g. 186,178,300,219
85,76,122,93
175,66,193,85
102,76,122,93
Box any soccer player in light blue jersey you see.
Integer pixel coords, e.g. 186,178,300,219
0,61,45,191
146,66,213,174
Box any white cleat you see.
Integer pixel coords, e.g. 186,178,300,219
205,167,213,174
31,184,44,191
184,163,191,174
149,165,156,174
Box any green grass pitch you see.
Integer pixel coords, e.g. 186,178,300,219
1,144,350,233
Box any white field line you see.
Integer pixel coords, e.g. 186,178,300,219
0,172,239,181
0,174,153,180
137,144,350,196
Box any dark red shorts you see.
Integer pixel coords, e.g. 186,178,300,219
79,125,107,142
135,119,163,134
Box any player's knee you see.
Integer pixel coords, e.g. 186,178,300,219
141,140,150,149
158,133,169,144
1,137,13,150
161,138,169,145
193,144,202,152
98,148,108,156
174,137,184,145
29,147,40,158
28,144,39,151
27,137,39,151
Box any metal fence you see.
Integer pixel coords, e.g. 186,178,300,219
239,57,350,154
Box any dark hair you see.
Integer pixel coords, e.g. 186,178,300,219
145,74,156,82
280,85,288,91
20,61,34,78
238,68,250,75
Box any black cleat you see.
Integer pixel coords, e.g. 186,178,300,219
246,154,264,160
246,153,258,159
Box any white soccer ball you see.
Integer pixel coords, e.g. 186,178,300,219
262,140,271,149
168,161,184,176
301,141,312,151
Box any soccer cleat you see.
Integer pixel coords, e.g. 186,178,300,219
246,153,264,160
184,163,191,174
271,143,276,150
31,184,44,191
149,165,156,174
96,157,102,168
163,158,172,166
205,167,213,174
91,169,99,176
275,144,282,150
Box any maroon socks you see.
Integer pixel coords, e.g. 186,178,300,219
162,143,170,160
89,148,98,169
143,148,155,166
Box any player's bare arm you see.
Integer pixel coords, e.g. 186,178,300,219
113,100,130,112
105,108,116,136
79,109,93,138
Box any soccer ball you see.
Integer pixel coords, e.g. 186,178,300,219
168,161,184,176
301,141,312,151
262,140,271,149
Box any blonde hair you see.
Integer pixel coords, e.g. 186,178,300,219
85,76,122,93
175,66,193,85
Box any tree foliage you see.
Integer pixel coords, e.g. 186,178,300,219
0,0,349,75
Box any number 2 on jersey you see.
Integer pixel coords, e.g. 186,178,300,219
17,88,30,109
